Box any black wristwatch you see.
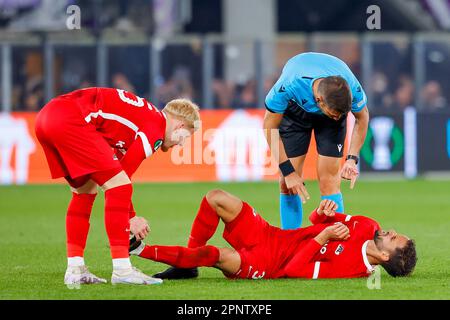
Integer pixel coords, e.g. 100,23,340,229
345,155,359,165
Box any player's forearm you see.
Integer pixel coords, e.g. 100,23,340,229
314,234,329,246
269,133,289,164
286,239,322,267
309,209,349,225
120,139,146,178
264,126,288,164
309,209,327,224
284,239,322,277
263,111,288,164
348,108,369,156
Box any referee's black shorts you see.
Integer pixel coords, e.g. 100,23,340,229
278,104,347,158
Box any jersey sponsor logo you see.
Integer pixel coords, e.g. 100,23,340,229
301,98,308,106
337,144,343,152
278,85,286,93
320,243,328,254
154,139,163,151
356,86,362,93
335,244,344,255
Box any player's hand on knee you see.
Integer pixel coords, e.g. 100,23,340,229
285,172,310,203
130,216,150,241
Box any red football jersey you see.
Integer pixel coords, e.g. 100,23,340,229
280,211,381,279
61,87,166,159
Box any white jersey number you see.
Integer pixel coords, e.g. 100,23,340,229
117,89,158,111
117,89,145,107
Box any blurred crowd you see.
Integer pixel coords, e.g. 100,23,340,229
10,43,279,111
4,1,450,113
10,41,450,113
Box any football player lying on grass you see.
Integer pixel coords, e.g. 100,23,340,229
129,189,417,280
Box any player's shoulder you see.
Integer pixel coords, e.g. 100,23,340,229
139,106,167,131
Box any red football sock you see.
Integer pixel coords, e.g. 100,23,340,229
139,245,220,268
187,196,220,248
66,193,97,257
104,184,132,259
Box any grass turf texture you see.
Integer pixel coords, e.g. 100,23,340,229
0,180,449,300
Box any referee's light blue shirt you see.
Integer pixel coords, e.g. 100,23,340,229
265,52,367,114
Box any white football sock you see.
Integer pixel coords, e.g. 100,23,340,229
67,256,85,267
113,258,132,270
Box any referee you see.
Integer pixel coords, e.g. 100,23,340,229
264,52,369,229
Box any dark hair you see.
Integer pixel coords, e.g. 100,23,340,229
317,76,352,114
381,239,417,277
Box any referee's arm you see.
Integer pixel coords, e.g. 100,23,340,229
263,109,288,165
263,109,309,202
348,106,369,159
341,106,369,189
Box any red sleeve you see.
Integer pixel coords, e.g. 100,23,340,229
284,239,369,279
309,209,352,225
137,118,165,159
120,136,146,178
285,260,367,279
283,239,322,277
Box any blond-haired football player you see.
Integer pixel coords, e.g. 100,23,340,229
35,88,200,285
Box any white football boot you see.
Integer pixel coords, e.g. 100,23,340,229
64,265,107,285
111,266,163,285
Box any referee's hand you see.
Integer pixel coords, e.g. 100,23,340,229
284,172,310,203
341,159,359,189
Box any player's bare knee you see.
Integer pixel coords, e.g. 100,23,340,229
72,180,98,195
101,171,131,191
217,247,232,263
216,248,240,274
206,189,227,209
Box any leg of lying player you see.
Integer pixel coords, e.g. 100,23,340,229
64,178,108,285
130,243,240,277
93,169,162,285
131,189,243,279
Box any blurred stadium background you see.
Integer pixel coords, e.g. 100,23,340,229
0,0,449,184
0,0,450,301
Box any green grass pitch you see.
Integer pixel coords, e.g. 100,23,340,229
0,180,449,300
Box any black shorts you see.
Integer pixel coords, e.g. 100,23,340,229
279,104,347,158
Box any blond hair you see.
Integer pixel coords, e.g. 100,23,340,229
163,98,201,129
